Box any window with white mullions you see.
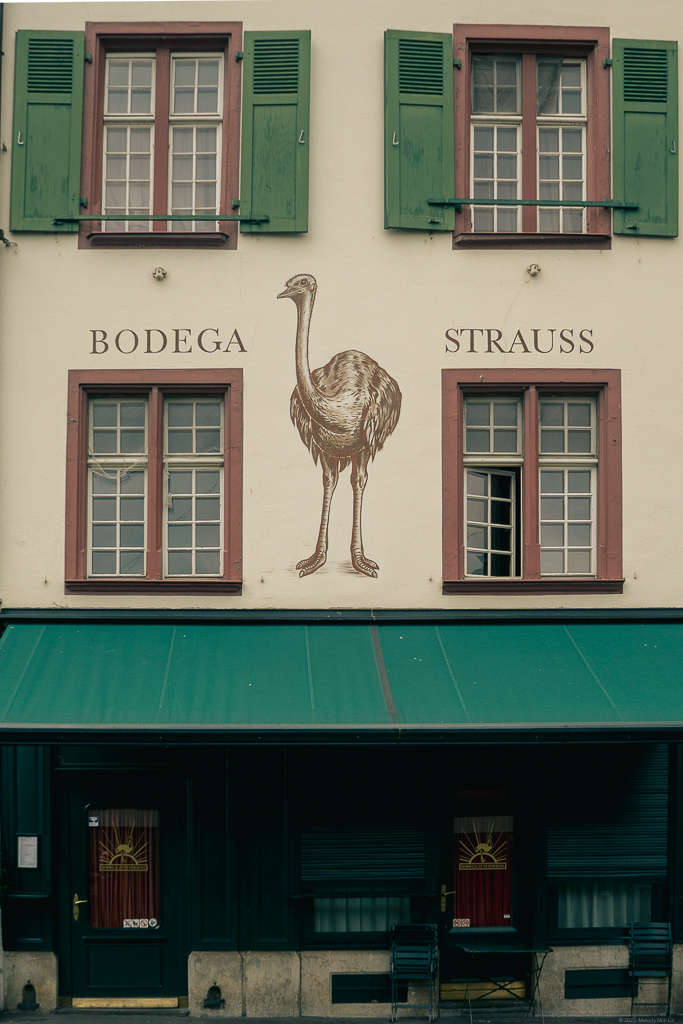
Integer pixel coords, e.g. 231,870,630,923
539,397,595,456
540,468,594,575
464,397,521,455
88,398,148,577
471,55,521,115
90,469,146,576
164,397,224,577
170,126,219,232
169,55,222,232
472,125,520,232
465,469,516,577
538,127,585,233
103,57,155,232
537,59,586,233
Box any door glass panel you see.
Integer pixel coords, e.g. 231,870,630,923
89,808,159,929
453,815,513,927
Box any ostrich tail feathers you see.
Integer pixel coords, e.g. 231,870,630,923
362,368,402,460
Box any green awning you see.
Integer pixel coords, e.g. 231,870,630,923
0,621,681,732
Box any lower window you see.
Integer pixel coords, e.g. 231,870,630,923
558,881,653,930
314,896,410,933
65,370,242,594
442,369,623,594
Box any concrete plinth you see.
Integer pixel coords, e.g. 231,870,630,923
188,951,243,1017
244,952,301,1017
3,951,58,1013
301,950,390,1018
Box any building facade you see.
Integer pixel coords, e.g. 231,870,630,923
0,0,682,1016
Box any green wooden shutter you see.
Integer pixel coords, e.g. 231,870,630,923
10,30,85,232
384,30,454,231
613,39,678,237
240,31,310,233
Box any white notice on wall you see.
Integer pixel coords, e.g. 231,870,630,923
17,836,38,869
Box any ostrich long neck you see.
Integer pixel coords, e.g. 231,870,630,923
295,290,330,422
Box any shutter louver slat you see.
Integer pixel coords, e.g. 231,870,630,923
27,38,74,93
547,745,669,879
398,40,444,95
301,827,427,882
253,39,300,94
623,48,668,102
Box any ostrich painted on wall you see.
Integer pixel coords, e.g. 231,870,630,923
278,273,402,577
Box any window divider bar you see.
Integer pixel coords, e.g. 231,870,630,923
147,386,163,580
153,47,171,231
521,53,537,233
523,386,541,579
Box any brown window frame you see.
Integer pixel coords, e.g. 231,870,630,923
80,22,242,250
65,369,243,594
442,368,623,594
453,24,611,250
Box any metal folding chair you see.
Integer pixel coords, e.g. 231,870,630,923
628,921,672,1018
390,923,439,1022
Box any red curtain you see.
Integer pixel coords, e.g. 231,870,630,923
88,809,159,929
454,821,512,927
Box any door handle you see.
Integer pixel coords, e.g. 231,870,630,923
440,883,455,913
73,893,88,921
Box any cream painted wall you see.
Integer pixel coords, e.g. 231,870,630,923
0,0,681,610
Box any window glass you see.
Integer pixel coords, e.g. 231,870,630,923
103,125,153,233
172,57,221,115
454,816,513,927
170,126,219,232
472,125,519,233
91,399,147,455
465,398,521,454
91,469,146,576
539,398,594,455
89,808,159,929
538,127,585,233
540,468,593,575
471,55,521,114
167,469,222,576
314,896,410,933
106,58,154,116
558,882,652,929
465,470,515,577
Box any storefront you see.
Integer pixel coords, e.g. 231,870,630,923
1,613,681,1015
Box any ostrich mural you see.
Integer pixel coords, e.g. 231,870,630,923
278,273,402,578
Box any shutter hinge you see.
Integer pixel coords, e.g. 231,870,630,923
235,51,244,62
0,229,11,247
232,200,240,209
84,53,92,63
80,198,88,208
603,57,613,67
453,58,461,68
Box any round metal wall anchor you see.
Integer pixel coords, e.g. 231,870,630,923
152,266,167,281
526,263,541,277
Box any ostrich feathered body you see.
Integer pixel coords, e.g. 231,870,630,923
290,349,402,472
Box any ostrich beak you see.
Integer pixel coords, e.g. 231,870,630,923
277,285,294,299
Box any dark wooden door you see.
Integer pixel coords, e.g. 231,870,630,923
58,771,187,1005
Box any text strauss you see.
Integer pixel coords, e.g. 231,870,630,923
445,328,593,354
90,328,246,354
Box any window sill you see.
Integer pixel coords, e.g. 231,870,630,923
453,233,612,250
65,578,242,595
85,231,234,249
443,578,624,595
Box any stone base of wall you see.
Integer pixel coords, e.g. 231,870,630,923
301,950,390,1018
538,944,682,1017
3,951,58,1013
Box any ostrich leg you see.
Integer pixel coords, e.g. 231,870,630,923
350,449,379,577
297,451,339,576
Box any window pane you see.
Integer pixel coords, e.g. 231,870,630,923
567,549,591,573
103,125,152,232
466,470,515,577
90,469,145,577
493,429,517,453
170,126,219,232
472,124,519,232
466,429,490,453
467,472,488,497
467,551,487,575
558,882,652,929
568,403,591,426
467,499,488,523
493,403,517,426
541,550,564,573
314,896,410,934
540,430,565,453
490,474,511,499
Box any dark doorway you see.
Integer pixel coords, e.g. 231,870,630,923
56,770,187,1006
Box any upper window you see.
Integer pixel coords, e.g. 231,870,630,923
80,23,241,249
454,25,610,247
442,370,623,594
66,370,242,594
